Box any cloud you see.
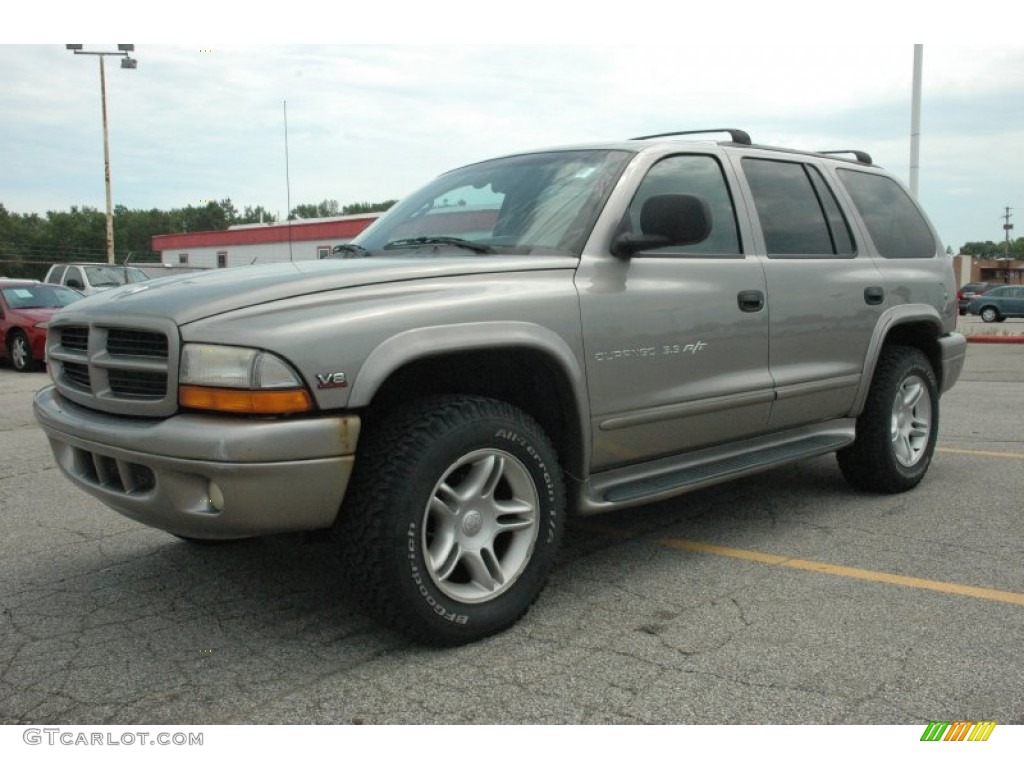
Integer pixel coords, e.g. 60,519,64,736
2,42,1023,250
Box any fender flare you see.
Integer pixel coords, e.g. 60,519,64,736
347,321,592,474
851,303,944,416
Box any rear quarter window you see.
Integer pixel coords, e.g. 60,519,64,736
837,169,936,258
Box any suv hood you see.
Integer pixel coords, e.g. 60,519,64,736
60,255,578,325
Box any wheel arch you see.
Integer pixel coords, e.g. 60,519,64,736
348,322,590,480
852,307,945,416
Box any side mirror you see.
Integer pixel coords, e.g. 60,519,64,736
611,194,712,258
66,278,84,290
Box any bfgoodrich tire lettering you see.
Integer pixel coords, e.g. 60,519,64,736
336,395,565,645
838,345,939,493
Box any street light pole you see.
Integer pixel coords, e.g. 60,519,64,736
909,44,923,198
66,44,138,264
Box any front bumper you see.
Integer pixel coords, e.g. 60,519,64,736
34,385,360,539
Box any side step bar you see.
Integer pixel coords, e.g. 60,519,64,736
577,419,856,515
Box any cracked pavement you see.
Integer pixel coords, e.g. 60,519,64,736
0,347,1021,724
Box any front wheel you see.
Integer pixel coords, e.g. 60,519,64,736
8,331,38,372
980,306,1000,323
838,346,939,493
336,396,565,645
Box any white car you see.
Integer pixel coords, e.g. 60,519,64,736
44,263,151,295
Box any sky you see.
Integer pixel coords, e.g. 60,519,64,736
3,5,1023,253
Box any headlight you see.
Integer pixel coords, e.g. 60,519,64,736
179,344,313,415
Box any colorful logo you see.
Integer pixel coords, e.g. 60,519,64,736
921,721,997,742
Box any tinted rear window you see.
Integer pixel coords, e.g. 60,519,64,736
837,169,936,258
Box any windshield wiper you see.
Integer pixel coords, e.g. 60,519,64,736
383,236,494,254
329,243,371,258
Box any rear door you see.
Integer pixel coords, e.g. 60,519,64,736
734,155,886,430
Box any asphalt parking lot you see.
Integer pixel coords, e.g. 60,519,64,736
0,343,1021,725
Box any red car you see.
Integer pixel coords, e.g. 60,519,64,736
0,280,83,372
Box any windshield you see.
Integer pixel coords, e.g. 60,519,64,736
352,149,633,257
83,265,150,286
2,284,83,309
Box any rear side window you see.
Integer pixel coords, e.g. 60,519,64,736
838,169,936,258
742,158,855,257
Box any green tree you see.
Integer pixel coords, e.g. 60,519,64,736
290,199,340,219
342,200,397,215
960,238,1024,260
239,205,276,225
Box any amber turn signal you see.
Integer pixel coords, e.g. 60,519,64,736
179,385,313,415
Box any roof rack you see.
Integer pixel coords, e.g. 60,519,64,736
818,149,873,165
630,128,752,145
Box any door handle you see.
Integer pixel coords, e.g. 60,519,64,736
738,290,765,312
864,286,885,305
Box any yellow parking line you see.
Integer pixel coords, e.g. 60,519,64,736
654,539,1024,607
937,447,1024,460
576,523,1024,607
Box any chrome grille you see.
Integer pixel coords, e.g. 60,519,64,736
48,317,179,417
109,369,168,398
60,326,89,352
106,329,169,358
62,361,92,390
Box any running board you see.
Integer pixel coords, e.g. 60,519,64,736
577,420,856,515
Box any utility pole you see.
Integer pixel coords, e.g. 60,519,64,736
1003,206,1014,260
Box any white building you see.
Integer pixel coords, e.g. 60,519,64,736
151,214,380,268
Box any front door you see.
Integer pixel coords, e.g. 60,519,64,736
577,153,772,472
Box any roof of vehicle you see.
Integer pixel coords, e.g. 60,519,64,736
493,128,879,170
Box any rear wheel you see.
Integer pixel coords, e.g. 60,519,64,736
336,395,565,645
838,346,939,493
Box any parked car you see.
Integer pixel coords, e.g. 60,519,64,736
957,281,997,315
0,280,83,372
967,284,1024,322
35,129,966,644
44,263,152,295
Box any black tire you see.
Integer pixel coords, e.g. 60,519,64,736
336,395,565,645
838,346,939,493
8,330,38,373
980,306,999,323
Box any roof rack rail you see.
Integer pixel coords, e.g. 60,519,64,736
819,149,873,165
630,128,752,145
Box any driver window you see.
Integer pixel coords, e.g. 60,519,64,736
625,155,741,255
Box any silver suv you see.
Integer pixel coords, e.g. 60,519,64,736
34,129,967,644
